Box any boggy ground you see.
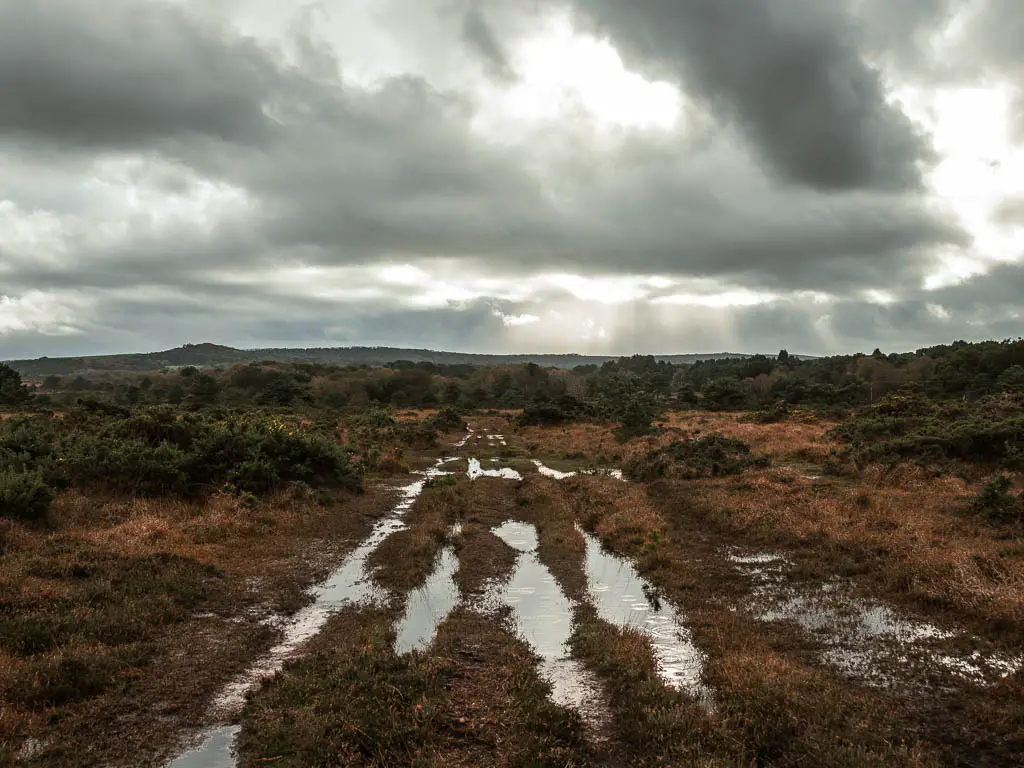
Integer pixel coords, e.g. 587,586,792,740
8,413,1022,766
234,414,1021,767
0,421,458,768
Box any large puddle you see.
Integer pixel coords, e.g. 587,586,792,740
488,522,610,732
733,551,1023,687
580,527,707,699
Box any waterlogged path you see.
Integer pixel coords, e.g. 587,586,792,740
167,426,653,766
167,423,1019,767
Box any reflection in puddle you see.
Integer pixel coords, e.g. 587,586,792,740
492,520,539,552
532,460,576,480
733,552,1023,687
531,460,625,482
489,522,609,732
394,546,460,654
579,528,707,699
167,726,239,768
467,458,522,480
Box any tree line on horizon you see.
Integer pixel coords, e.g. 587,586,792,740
3,336,1024,413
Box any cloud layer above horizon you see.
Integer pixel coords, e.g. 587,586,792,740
2,0,1023,359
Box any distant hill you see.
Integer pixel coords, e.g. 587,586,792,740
4,343,811,377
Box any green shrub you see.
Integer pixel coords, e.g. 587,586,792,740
0,407,361,500
966,475,1024,524
747,400,791,424
615,395,657,441
624,434,769,482
359,407,396,429
429,406,465,431
830,393,1024,469
0,470,54,522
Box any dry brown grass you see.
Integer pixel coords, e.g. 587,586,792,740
682,467,1024,626
516,410,839,468
0,482,401,767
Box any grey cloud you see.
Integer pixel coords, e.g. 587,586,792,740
0,0,276,147
994,197,1024,227
852,0,959,76
463,5,515,81
569,0,933,191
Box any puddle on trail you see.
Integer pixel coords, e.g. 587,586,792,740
531,460,625,482
581,528,707,699
394,544,460,654
468,457,523,480
167,726,239,768
489,522,610,732
733,551,1023,687
168,455,453,767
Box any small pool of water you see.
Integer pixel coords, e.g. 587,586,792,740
580,527,707,699
531,460,626,482
394,545,461,654
167,726,239,768
735,555,1023,687
467,458,522,480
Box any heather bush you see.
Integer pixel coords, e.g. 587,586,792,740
830,393,1024,468
625,434,769,482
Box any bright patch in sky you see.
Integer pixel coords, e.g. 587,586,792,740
478,12,681,133
653,289,776,309
897,82,1024,289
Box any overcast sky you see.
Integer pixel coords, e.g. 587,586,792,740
2,0,1023,358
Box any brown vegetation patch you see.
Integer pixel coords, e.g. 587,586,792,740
0,482,399,766
238,603,596,768
452,526,518,596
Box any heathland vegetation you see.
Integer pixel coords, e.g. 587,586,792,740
1,337,1023,766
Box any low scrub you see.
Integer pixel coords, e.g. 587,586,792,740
830,392,1024,469
0,406,361,500
624,434,769,482
0,549,221,710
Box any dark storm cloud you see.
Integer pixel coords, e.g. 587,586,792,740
462,4,515,81
0,0,276,147
569,0,932,191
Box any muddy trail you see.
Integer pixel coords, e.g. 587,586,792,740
164,419,1022,768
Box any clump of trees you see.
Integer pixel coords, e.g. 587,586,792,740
0,363,31,405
